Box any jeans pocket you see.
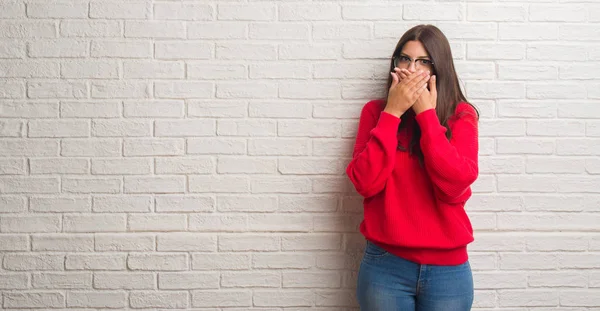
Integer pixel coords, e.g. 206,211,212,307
364,240,389,259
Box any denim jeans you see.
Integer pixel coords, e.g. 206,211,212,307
357,240,474,311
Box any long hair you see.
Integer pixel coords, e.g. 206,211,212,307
384,25,478,162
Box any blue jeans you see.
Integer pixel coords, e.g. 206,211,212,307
357,240,474,311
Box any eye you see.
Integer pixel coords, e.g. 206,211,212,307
419,59,433,65
399,56,411,62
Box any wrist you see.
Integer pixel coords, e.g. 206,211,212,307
383,107,404,118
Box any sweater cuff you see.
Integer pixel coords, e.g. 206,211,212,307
377,111,401,132
415,108,445,137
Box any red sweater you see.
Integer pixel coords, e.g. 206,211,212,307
346,99,479,266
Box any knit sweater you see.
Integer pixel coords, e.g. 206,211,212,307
346,99,479,265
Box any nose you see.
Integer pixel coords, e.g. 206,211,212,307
408,61,417,73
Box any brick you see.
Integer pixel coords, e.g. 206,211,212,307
33,272,92,289
62,177,121,194
526,157,585,174
62,138,120,157
90,2,151,19
500,253,558,270
189,176,249,193
28,81,87,99
192,253,250,270
124,100,184,117
527,43,587,61
33,234,94,251
3,254,64,271
222,272,281,288
0,196,26,213
125,21,185,39
500,23,558,40
560,25,600,41
217,43,276,60
523,195,600,212
156,42,212,60
91,81,150,99
29,120,88,138
468,43,525,60
61,60,119,79
130,291,189,308
92,120,152,137
437,22,497,40
217,196,277,212
124,138,184,156
557,139,600,155
253,253,314,269
155,120,215,137
279,158,344,175
128,253,188,271
560,290,600,306
1,101,58,118
0,60,59,78
192,291,251,307
251,177,311,194
30,158,89,174
155,81,212,98
279,195,338,213
283,272,341,288
282,234,342,251
91,40,152,58
527,83,586,99
219,234,279,252
249,101,311,119
188,138,246,155
281,4,340,21
159,272,219,289
528,272,587,288
189,214,247,232
498,100,556,118
0,80,25,98
217,157,275,174
530,4,586,21
0,39,25,58
468,4,526,21
343,5,400,20
27,2,87,18
91,158,152,175
155,3,212,20
93,272,155,289
64,214,126,232
279,120,340,137
188,100,246,118
4,292,65,308
280,43,339,60
0,234,28,251
0,158,25,174
67,253,126,272
0,2,24,18
95,233,154,251
0,273,28,289
61,20,121,37
128,214,186,231
0,176,59,193
250,23,309,40
1,215,61,233
61,101,120,118
93,195,152,212
313,23,371,40
218,4,274,21
124,176,185,194
0,21,56,38
218,119,276,136
497,138,554,155
157,233,216,251
156,195,215,212
188,22,246,39
254,290,313,307
217,82,277,99
67,291,127,308
404,3,462,20
123,60,184,79
498,290,558,307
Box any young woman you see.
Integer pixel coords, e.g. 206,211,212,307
346,24,479,311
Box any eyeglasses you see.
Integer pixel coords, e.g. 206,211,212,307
393,55,434,69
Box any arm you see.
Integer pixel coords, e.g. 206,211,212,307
415,105,479,204
346,102,400,198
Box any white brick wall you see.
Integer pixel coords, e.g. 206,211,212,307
0,0,599,309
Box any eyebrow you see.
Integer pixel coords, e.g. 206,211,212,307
400,53,431,60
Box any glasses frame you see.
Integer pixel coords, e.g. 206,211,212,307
393,55,435,70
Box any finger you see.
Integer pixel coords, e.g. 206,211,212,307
409,73,430,92
390,72,399,88
430,75,437,96
407,70,429,88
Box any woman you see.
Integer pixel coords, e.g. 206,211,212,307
346,24,479,311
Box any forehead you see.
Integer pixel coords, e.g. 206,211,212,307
400,40,429,57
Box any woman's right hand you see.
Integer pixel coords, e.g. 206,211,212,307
384,70,430,118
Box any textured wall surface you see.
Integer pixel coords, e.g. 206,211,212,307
0,0,599,310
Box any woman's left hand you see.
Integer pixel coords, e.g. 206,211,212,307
412,74,436,115
395,68,437,115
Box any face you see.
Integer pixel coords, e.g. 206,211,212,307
394,40,434,73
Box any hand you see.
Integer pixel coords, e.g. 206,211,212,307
394,68,411,83
384,70,430,118
412,74,437,115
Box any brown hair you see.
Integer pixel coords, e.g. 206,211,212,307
385,24,478,161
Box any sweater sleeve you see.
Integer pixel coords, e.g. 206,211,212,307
415,105,479,204
346,102,400,198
